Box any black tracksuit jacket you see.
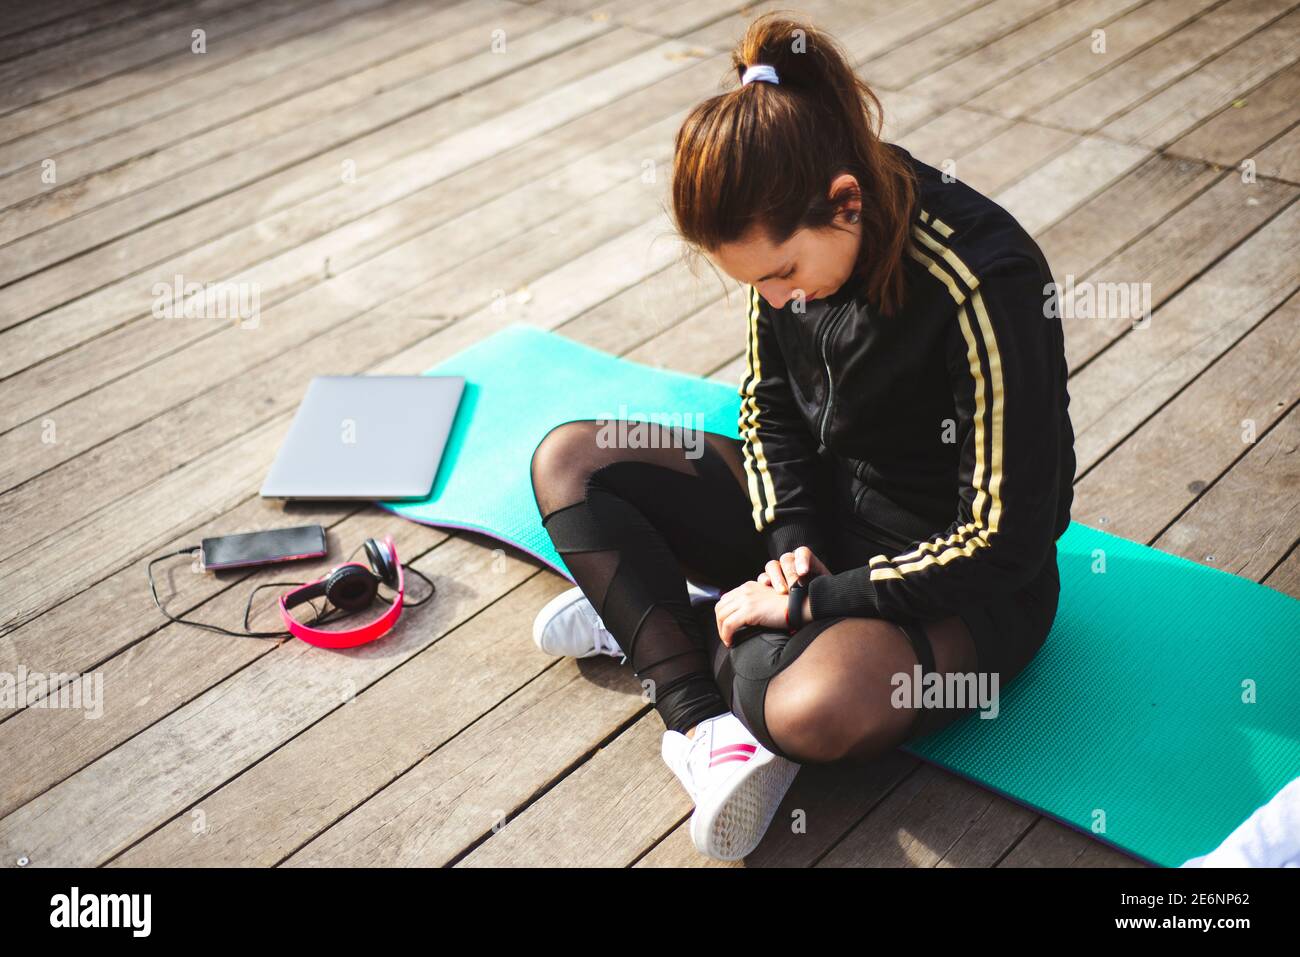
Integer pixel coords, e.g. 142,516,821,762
737,145,1076,623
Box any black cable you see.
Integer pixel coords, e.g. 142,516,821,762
400,565,437,607
147,546,438,637
147,548,291,639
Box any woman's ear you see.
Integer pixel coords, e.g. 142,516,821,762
828,171,862,222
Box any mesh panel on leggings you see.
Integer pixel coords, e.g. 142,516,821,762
531,421,752,734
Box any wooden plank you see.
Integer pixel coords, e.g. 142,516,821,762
368,216,683,378
0,0,369,143
906,0,1148,105
1254,121,1300,183
0,0,122,43
1073,295,1299,570
606,0,759,37
0,0,289,113
560,262,737,360
0,0,426,177
1061,172,1297,370
456,714,686,866
1263,542,1300,599
680,0,916,56
999,818,1147,866
0,26,685,380
0,415,301,634
1035,153,1221,283
896,106,1018,170
991,134,1151,235
115,573,624,867
0,535,538,867
0,87,712,452
932,119,1079,196
1068,200,1299,469
0,0,174,64
1030,0,1295,133
1164,63,1300,168
0,510,449,817
865,0,1073,90
0,0,505,232
1100,8,1300,148
1154,403,1294,574
0,6,594,287
0,493,357,681
816,763,1034,866
969,0,1227,120
835,0,998,67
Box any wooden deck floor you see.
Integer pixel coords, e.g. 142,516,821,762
1,0,1297,869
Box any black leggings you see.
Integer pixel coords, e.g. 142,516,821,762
529,420,1052,764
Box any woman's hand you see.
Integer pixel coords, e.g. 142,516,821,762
756,546,831,594
714,580,789,647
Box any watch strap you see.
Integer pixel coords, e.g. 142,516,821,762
787,581,807,633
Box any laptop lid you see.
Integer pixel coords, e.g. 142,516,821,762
260,375,465,501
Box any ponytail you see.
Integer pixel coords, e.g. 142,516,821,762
670,11,916,315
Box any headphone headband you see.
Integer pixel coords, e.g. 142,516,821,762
279,535,405,648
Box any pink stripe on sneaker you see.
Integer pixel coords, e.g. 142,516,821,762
710,753,754,767
711,743,757,758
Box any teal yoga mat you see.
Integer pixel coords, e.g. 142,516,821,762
384,324,1300,868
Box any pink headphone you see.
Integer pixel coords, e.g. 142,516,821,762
278,535,406,648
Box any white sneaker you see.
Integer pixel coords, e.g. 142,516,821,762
661,712,800,861
531,581,723,662
532,586,624,661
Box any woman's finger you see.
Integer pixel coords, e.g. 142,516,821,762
765,559,787,593
780,552,800,587
793,546,811,577
720,609,749,647
723,607,751,633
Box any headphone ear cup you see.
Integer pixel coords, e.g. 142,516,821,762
325,564,379,612
364,537,398,588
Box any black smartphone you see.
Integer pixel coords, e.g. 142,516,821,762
199,525,327,571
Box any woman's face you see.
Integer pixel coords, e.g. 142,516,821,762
709,173,862,311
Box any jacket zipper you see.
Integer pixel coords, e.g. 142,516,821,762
817,310,848,446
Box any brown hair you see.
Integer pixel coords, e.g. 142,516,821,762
669,11,916,315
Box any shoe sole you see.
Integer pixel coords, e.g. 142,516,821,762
690,749,800,861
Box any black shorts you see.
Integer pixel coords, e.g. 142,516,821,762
700,535,1059,757
694,441,1061,758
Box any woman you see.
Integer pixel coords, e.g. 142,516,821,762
528,13,1075,861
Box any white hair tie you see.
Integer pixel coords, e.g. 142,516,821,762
741,63,779,86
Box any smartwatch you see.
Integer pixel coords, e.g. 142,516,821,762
786,581,808,633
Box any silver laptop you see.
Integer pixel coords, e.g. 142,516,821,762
261,375,465,501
